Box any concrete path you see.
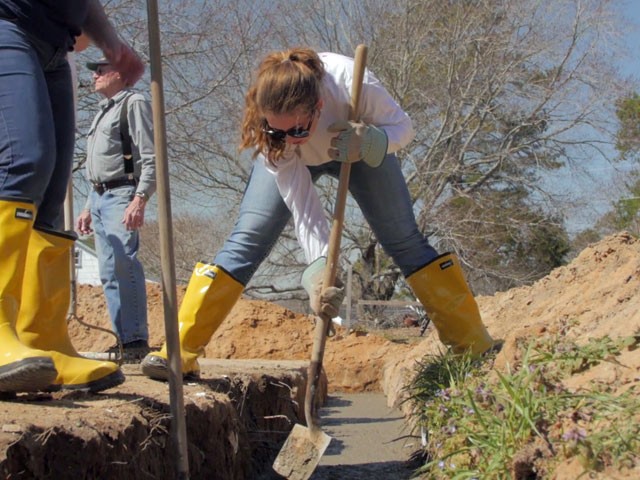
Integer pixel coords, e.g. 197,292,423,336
309,393,422,480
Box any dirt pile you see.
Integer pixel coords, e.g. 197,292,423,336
0,361,308,479
384,232,640,407
70,286,412,394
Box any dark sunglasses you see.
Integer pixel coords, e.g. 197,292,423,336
263,110,316,143
95,65,112,76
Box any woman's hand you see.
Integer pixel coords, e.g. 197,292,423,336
328,120,388,167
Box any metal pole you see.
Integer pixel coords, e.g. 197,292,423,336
145,1,190,478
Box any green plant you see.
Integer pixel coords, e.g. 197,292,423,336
407,335,640,479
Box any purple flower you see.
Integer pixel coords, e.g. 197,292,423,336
474,385,492,402
436,389,451,401
562,427,587,442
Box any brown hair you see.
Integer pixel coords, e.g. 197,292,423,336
239,48,325,165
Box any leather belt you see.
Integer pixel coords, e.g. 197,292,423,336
92,177,138,195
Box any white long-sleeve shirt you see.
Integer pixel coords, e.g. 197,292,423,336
261,52,415,264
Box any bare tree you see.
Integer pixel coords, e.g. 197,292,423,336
279,0,632,294
71,0,634,301
72,0,308,299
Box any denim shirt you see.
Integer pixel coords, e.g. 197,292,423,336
85,89,156,210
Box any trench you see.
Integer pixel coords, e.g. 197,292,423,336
0,360,326,480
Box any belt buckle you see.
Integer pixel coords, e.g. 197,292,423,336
93,182,105,195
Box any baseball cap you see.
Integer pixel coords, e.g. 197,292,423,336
86,57,110,71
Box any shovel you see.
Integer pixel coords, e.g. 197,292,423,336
272,43,368,480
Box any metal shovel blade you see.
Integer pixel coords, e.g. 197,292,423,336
272,424,332,480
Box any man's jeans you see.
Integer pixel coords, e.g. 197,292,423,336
90,186,148,344
214,154,438,285
0,18,74,230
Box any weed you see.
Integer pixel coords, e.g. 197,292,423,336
406,336,640,478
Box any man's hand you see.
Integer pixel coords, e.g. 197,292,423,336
83,0,144,87
122,196,146,230
75,210,93,235
107,43,144,87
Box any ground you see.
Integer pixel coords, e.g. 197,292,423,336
1,232,639,478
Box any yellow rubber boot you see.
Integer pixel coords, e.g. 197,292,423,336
407,253,496,356
0,198,57,392
141,263,243,380
16,226,124,392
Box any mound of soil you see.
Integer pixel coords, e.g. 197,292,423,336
385,232,640,399
69,287,413,394
384,232,640,479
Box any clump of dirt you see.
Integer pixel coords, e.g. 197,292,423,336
0,367,304,479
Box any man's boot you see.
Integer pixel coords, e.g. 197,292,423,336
141,263,243,380
407,253,497,356
16,226,124,392
0,198,57,392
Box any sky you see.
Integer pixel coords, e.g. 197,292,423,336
554,1,640,235
621,1,640,78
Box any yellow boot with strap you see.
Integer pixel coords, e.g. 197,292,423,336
0,198,58,392
407,253,497,356
16,226,124,392
141,262,244,380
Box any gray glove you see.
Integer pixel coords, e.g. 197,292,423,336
302,257,345,318
328,120,388,167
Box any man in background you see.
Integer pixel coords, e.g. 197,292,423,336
75,57,156,363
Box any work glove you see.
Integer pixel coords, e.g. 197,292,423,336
302,257,345,319
328,120,388,168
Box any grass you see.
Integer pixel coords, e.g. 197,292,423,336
406,334,640,479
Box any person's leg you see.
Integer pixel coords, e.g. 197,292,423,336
0,198,58,392
141,263,244,380
32,40,74,231
213,161,293,283
0,20,56,203
90,190,121,339
346,155,437,276
16,226,125,392
347,155,496,355
92,186,148,345
142,161,292,379
0,19,60,392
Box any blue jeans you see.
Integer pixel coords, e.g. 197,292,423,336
0,19,74,230
90,186,148,344
214,154,438,285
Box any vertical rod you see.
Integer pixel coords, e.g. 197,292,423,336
145,1,190,478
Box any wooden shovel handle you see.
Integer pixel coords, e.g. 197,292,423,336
322,44,368,289
306,45,368,431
